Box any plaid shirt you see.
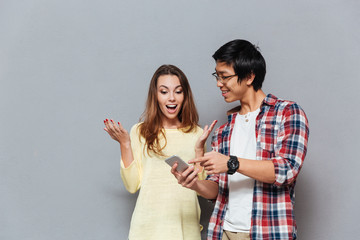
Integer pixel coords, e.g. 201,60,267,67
206,94,309,240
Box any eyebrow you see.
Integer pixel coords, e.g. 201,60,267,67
159,85,182,89
215,69,231,75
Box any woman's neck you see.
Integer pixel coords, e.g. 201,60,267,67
161,118,181,129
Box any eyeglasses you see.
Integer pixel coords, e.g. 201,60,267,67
212,72,238,84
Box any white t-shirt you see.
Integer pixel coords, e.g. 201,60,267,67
223,108,260,233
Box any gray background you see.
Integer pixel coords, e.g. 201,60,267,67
1,0,359,239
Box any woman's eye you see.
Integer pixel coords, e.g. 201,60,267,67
160,91,168,94
176,90,183,94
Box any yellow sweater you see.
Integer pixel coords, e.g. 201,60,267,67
120,123,205,240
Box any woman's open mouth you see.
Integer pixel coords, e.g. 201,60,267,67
166,104,178,113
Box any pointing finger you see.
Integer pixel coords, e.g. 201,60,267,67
188,157,207,164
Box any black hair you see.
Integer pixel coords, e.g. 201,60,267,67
212,39,266,91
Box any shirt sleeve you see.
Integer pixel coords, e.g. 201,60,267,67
120,124,143,193
272,103,309,186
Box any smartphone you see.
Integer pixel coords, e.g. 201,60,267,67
165,155,190,173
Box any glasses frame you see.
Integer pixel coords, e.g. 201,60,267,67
212,72,238,84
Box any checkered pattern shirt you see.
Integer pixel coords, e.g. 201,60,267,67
206,94,309,240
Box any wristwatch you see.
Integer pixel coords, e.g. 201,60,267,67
227,155,239,175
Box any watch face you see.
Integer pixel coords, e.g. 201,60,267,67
228,156,239,173
229,161,237,168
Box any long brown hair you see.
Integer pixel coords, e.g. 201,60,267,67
139,64,199,156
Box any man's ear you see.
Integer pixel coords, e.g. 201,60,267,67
246,73,255,86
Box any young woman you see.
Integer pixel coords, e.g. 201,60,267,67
103,64,216,240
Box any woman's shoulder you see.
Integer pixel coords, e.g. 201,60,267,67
188,125,203,137
131,122,142,129
130,122,143,136
194,125,203,133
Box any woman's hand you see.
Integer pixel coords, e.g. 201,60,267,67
195,120,217,155
103,119,134,168
171,163,200,190
170,162,219,199
104,119,130,146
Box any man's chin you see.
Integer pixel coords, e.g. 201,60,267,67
224,97,236,103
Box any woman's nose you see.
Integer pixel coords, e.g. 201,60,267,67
169,93,175,101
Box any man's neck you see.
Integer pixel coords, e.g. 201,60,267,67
238,90,266,115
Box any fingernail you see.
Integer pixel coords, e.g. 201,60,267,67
118,122,120,124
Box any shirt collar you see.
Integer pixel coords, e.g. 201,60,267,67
226,93,278,117
262,93,278,106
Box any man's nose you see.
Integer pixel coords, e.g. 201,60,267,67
217,80,224,87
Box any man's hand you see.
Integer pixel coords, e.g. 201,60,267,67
171,163,200,190
189,151,229,175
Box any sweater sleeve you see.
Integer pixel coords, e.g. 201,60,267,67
120,124,143,193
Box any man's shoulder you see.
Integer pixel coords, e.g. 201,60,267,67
275,100,306,117
266,94,305,113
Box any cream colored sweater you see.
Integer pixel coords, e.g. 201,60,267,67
120,123,205,240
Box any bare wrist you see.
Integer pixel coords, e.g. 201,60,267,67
120,141,131,149
190,180,200,191
195,148,204,153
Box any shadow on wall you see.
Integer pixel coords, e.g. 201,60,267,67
293,154,316,240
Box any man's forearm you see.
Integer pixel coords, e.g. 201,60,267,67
238,158,276,184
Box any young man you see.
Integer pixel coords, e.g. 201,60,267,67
171,39,309,240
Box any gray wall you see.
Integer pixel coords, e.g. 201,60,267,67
1,0,359,239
